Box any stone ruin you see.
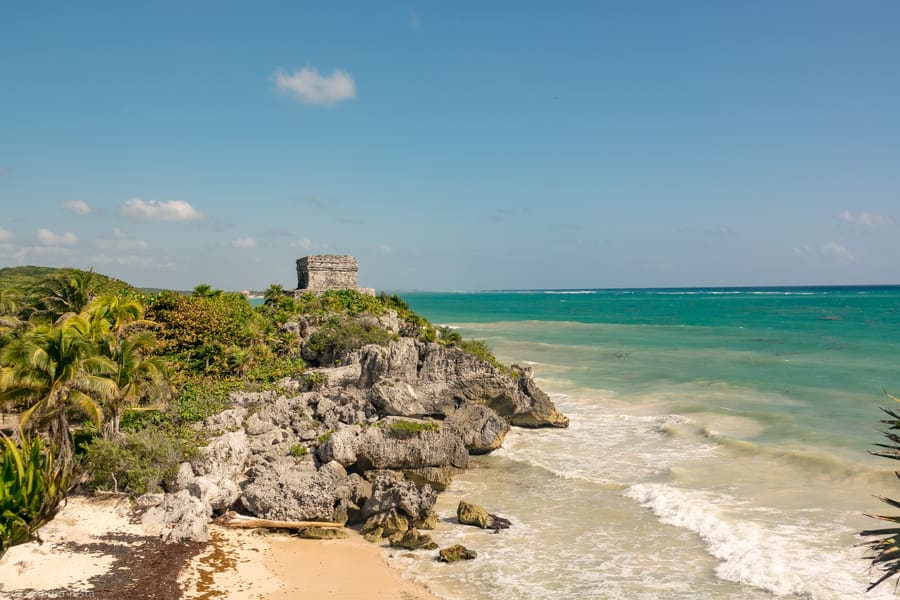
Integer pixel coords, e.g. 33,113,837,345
295,255,375,296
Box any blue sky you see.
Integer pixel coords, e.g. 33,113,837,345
1,2,898,291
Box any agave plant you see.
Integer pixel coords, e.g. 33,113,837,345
0,431,71,559
861,396,900,590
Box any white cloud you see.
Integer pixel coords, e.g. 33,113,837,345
838,210,894,227
380,244,394,253
63,199,93,215
118,198,205,221
94,228,149,250
274,67,356,106
37,228,78,246
409,9,421,31
822,242,854,262
0,227,14,242
290,238,313,250
232,237,257,249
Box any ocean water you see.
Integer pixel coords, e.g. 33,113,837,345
389,287,900,599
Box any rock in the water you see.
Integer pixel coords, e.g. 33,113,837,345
388,527,438,550
294,526,349,540
438,544,477,562
362,475,436,521
141,490,212,543
457,500,511,530
510,366,569,428
445,404,509,454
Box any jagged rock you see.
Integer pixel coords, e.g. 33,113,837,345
377,310,400,335
389,527,437,550
141,490,212,543
134,493,165,509
361,509,409,539
445,404,509,454
240,459,349,522
314,363,362,389
402,466,464,492
229,390,280,409
362,475,436,521
363,527,385,543
191,431,250,481
354,339,568,428
347,473,372,506
354,418,469,471
510,366,569,428
457,500,511,530
173,462,195,491
203,407,247,435
295,527,349,540
187,475,240,511
317,424,361,466
438,544,477,562
413,512,438,530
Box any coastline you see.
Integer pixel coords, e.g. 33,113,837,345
0,495,440,599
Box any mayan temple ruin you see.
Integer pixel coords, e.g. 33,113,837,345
294,255,375,296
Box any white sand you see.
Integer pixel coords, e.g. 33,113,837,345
1,496,440,599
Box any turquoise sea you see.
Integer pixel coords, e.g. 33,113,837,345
388,287,900,599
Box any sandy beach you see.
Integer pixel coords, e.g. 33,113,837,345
0,495,440,600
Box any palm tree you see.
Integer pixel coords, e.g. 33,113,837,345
192,284,222,298
263,283,285,306
30,270,97,322
103,330,166,438
0,315,116,462
862,397,900,590
0,288,21,316
85,295,151,345
0,288,22,334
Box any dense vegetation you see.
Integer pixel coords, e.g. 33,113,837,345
0,266,511,556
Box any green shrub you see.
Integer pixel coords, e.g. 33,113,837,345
1,433,70,558
385,420,438,439
81,427,193,495
317,431,333,444
289,444,308,457
301,371,328,390
459,339,518,379
246,356,306,383
438,326,463,346
305,316,393,366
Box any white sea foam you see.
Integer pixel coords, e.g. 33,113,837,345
625,483,887,599
495,409,717,486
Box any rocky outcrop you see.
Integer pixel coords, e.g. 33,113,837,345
439,544,477,562
240,459,350,523
140,311,566,552
457,500,511,531
445,404,509,454
362,476,436,522
354,338,568,428
388,528,438,550
141,490,212,542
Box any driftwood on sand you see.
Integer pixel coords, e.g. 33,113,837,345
214,510,343,529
